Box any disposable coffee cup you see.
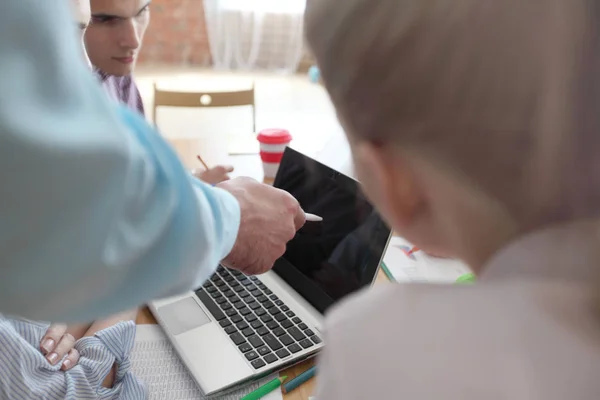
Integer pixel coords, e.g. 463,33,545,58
257,129,293,179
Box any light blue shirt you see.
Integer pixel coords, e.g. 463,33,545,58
0,1,240,322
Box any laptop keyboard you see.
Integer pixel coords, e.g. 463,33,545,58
195,266,322,369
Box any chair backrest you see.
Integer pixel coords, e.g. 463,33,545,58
152,82,256,132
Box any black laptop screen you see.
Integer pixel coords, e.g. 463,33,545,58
272,148,391,314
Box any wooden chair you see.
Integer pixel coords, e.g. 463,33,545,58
152,82,256,133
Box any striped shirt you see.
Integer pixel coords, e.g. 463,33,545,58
0,317,147,399
95,69,145,116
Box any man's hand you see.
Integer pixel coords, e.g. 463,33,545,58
218,177,306,275
40,323,90,370
192,165,234,185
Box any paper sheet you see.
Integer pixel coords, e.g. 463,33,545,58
131,324,283,400
383,237,471,283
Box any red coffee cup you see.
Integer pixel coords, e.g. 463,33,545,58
257,129,293,178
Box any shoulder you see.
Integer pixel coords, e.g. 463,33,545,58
317,282,545,399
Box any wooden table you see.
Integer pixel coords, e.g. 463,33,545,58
136,270,388,399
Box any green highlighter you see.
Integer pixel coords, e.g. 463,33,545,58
241,376,287,400
456,273,476,284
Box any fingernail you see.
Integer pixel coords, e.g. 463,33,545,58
41,339,54,353
62,359,71,369
47,353,58,364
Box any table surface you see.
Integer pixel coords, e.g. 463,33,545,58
136,270,389,399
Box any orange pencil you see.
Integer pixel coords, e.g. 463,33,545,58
196,155,210,170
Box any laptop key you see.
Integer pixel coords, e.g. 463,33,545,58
242,328,255,337
216,297,228,304
245,313,257,323
276,349,290,358
244,351,259,361
268,307,281,316
249,276,258,281
263,301,275,309
251,289,262,297
226,309,238,317
288,327,306,341
210,291,221,299
256,327,269,336
203,281,211,288
230,280,240,288
206,285,217,293
251,359,266,369
305,329,315,336
288,343,302,354
311,335,322,344
260,314,273,323
238,342,252,353
230,295,241,303
255,308,267,316
247,284,258,291
230,332,245,345
239,290,250,298
251,321,263,329
233,301,245,310
286,311,295,317
224,275,234,282
275,313,287,322
273,327,285,337
280,334,294,346
242,280,253,287
299,339,314,349
231,270,243,276
258,283,267,290
281,306,289,312
240,307,252,316
280,319,293,329
264,354,278,364
224,290,235,298
221,303,232,311
219,320,231,328
269,294,278,301
275,300,284,307
214,279,225,287
257,346,271,356
249,302,262,310
234,285,245,293
264,289,273,295
195,290,226,321
236,321,249,330
231,314,243,324
249,335,264,348
266,320,279,330
264,334,283,351
225,326,237,335
256,295,268,303
292,317,302,324
298,323,308,330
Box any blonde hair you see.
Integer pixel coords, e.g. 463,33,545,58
305,0,600,228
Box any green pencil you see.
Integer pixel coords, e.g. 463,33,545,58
241,376,287,400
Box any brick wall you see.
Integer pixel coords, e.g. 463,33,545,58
139,0,212,66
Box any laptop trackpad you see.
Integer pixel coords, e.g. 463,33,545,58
158,297,211,336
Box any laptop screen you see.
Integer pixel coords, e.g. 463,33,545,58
272,148,391,314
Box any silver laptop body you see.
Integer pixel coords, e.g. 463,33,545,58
150,148,391,397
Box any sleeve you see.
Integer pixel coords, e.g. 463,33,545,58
0,319,146,400
75,321,147,400
0,0,240,322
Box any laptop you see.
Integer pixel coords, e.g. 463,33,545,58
149,147,392,397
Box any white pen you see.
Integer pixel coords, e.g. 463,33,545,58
305,212,323,222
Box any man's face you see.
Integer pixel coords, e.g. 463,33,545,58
71,0,92,68
84,0,151,76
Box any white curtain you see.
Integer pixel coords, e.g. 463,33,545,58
202,0,306,73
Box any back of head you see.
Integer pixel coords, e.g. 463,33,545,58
306,0,600,229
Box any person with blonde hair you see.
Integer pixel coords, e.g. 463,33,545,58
305,0,600,398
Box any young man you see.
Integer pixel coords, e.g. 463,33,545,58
306,0,600,398
84,0,232,184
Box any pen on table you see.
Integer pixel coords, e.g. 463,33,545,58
305,213,323,222
240,376,287,400
283,366,316,394
196,154,210,170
